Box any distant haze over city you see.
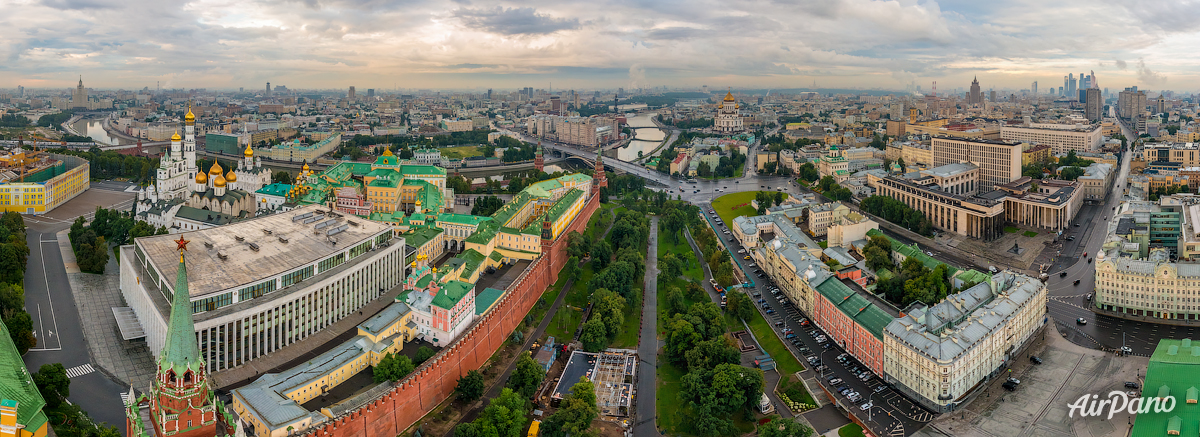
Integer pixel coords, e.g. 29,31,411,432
3,0,1200,92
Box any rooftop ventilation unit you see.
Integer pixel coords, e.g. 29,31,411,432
303,216,321,224
348,220,359,226
327,224,349,237
292,212,314,222
235,235,245,242
314,219,338,230
217,252,228,261
247,242,260,252
278,236,289,244
203,241,213,249
262,229,273,235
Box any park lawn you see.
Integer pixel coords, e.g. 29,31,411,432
657,233,704,282
712,191,789,227
838,423,866,437
656,362,688,435
818,241,828,249
440,145,483,160
778,374,816,409
745,307,805,376
610,294,642,348
566,263,595,307
544,306,582,342
1023,231,1039,237
529,269,571,327
1003,226,1020,233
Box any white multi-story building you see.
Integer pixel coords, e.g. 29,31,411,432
1000,123,1104,154
931,137,1023,192
1095,195,1200,321
883,272,1047,413
715,91,744,133
119,205,405,371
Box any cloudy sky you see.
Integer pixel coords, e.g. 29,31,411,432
3,0,1198,92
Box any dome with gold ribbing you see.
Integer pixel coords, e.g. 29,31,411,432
208,160,223,176
171,130,181,141
184,105,195,124
225,170,237,183
213,174,227,188
244,144,254,158
195,172,207,184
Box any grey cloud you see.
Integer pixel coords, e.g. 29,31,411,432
39,0,120,10
1115,59,1127,70
453,7,579,35
1136,58,1166,85
644,27,705,40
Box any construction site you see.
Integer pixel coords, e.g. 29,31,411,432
0,136,60,183
548,349,637,418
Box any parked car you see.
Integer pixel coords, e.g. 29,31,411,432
828,377,842,384
1125,382,1141,389
1007,377,1021,385
1002,381,1017,391
874,386,887,393
785,334,797,339
1077,317,1087,325
1030,356,1043,365
860,402,873,411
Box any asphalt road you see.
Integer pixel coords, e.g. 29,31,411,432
20,183,138,430
22,229,129,429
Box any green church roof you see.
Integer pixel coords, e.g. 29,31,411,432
161,253,204,376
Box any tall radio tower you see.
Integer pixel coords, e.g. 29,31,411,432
932,81,937,97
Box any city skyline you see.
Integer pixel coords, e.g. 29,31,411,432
3,0,1199,92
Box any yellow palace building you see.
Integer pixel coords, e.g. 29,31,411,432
0,154,89,214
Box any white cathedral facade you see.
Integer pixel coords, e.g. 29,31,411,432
135,106,271,232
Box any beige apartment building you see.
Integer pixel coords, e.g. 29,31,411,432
902,142,933,168
806,202,850,237
931,137,1023,192
868,173,1005,240
995,177,1083,231
884,272,1047,413
1000,124,1103,154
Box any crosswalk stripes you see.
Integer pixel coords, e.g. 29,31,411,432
65,363,94,378
888,423,905,437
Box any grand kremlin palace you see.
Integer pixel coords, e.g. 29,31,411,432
119,205,405,371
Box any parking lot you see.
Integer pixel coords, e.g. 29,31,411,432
701,206,934,436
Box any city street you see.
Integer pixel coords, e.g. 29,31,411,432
699,209,933,436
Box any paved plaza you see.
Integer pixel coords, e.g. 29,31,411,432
58,230,157,391
913,320,1148,437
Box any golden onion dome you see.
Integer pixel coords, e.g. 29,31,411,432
171,131,181,141
184,106,195,122
209,160,223,175
383,148,394,157
724,90,735,102
302,162,310,171
244,144,254,158
225,170,237,183
214,174,227,188
195,172,208,184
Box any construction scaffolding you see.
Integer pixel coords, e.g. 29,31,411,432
550,349,637,417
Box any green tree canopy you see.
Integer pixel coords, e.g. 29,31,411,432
454,369,485,403
373,353,415,383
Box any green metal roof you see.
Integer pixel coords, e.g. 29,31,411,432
813,275,891,339
438,213,492,226
866,229,959,277
1131,338,1200,437
456,249,487,280
545,189,584,223
401,165,447,176
255,183,293,197
475,288,505,315
161,254,204,375
405,226,443,250
432,280,473,310
0,322,47,433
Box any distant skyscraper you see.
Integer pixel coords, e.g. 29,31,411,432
367,89,374,98
1031,81,1037,95
17,85,23,97
348,86,356,100
1068,74,1077,99
990,90,997,103
1085,88,1102,121
266,82,271,97
1063,76,1068,96
967,77,983,105
487,88,492,100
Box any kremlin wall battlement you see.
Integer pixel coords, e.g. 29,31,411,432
299,193,600,437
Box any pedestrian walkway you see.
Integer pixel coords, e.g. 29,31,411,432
65,363,95,378
633,217,660,437
58,230,157,391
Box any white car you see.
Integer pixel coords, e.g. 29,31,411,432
860,402,873,411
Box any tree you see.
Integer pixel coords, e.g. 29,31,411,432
507,351,545,399
896,158,906,173
592,289,627,340
679,363,764,437
685,337,739,371
665,317,700,366
798,163,819,182
757,417,814,437
774,191,784,206
697,161,713,178
454,370,485,403
272,170,292,184
1059,166,1086,181
566,231,589,259
542,377,598,437
373,353,415,383
458,387,529,437
32,363,70,408
413,346,436,366
660,253,684,279
471,196,505,216
591,240,612,269
726,291,753,321
579,318,607,352
666,286,686,316
3,312,34,355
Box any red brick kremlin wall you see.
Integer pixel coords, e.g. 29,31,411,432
302,194,600,437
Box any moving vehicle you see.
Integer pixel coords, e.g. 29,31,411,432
1060,272,1067,277
1076,318,1087,325
860,402,873,411
1074,279,1080,286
